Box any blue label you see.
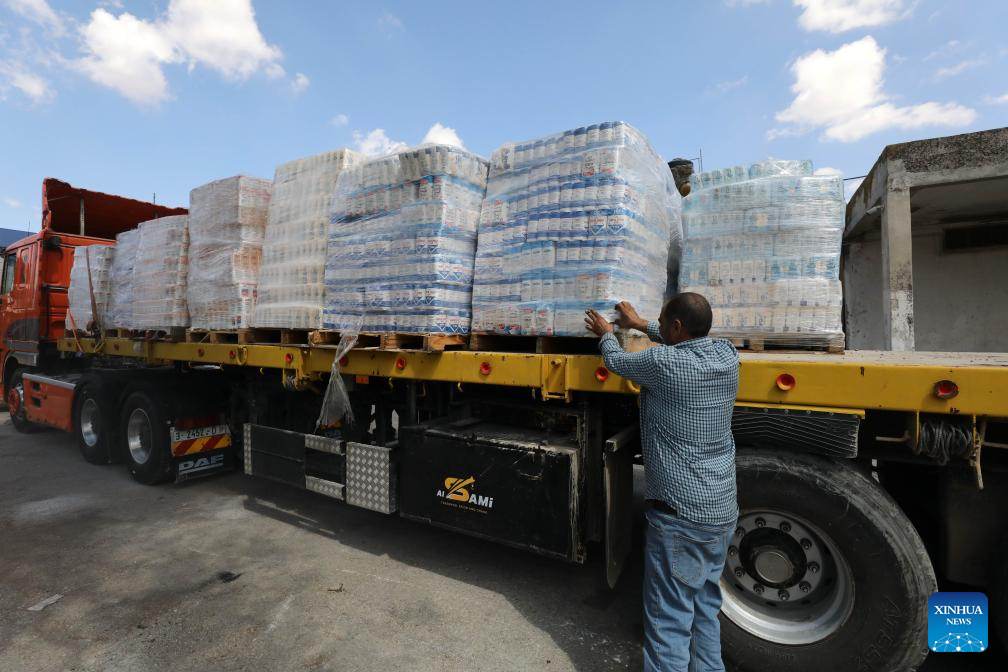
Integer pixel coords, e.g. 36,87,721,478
928,592,987,652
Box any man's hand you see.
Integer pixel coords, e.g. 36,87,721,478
584,309,614,337
614,301,648,332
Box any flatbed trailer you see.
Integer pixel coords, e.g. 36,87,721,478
34,332,1007,672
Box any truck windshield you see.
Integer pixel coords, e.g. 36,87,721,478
1,252,14,294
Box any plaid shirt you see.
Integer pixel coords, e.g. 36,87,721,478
599,322,740,526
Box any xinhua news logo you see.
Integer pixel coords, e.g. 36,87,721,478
928,592,987,653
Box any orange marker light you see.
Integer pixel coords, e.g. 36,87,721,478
197,348,205,357
395,357,407,370
934,380,959,399
776,373,796,391
479,362,492,376
228,350,236,360
339,355,349,367
595,366,609,382
284,353,294,365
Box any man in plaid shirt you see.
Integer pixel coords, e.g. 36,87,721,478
585,293,740,672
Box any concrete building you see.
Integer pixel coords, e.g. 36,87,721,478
844,127,1008,352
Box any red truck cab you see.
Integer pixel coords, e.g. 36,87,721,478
1,178,185,418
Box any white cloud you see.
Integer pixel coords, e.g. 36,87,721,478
75,0,284,106
421,122,465,148
0,60,54,103
814,166,843,176
352,128,408,156
923,39,960,62
715,75,748,93
3,0,64,36
934,59,984,79
330,113,350,126
773,36,976,143
794,0,912,33
2,196,23,208
985,93,1008,105
378,10,403,34
290,72,309,93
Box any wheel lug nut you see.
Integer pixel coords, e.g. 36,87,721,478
808,562,820,574
779,522,791,533
778,590,790,601
801,538,812,550
755,518,766,528
728,546,737,557
735,526,745,537
799,581,812,593
734,567,744,578
753,584,765,595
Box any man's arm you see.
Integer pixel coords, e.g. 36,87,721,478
645,320,665,344
599,332,665,388
614,301,663,343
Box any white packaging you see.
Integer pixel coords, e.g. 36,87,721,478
66,244,115,331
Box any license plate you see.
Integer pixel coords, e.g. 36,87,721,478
171,424,229,443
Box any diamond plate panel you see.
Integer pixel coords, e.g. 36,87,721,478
305,434,343,455
346,442,397,514
305,476,345,500
243,423,252,474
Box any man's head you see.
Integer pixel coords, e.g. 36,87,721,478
658,292,713,344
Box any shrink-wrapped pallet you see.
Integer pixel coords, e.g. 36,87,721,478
132,215,190,329
679,160,845,344
65,244,114,331
187,176,272,330
471,121,682,336
254,149,360,329
323,145,488,333
107,229,140,329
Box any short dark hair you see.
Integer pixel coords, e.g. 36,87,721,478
662,292,713,337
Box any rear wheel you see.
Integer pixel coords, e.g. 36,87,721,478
721,450,935,672
7,368,37,433
119,391,171,485
73,381,116,464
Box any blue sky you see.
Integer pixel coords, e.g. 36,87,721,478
1,0,1006,232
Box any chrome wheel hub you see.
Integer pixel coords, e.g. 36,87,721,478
80,398,100,448
126,408,153,465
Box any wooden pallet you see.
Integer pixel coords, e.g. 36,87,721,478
102,328,135,339
380,332,467,352
185,329,241,345
309,331,381,349
467,331,649,355
139,327,185,342
729,333,845,354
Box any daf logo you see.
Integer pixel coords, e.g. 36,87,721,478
178,453,224,475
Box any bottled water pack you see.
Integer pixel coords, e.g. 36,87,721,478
323,144,489,334
187,176,273,330
107,229,140,329
133,215,190,329
254,149,361,330
472,121,682,337
66,244,114,331
680,160,845,342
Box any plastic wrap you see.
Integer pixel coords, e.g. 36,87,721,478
187,176,272,330
254,149,361,329
471,121,682,337
679,160,845,343
66,244,115,331
323,145,489,333
132,215,190,329
107,229,140,329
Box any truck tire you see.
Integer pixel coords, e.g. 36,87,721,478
994,538,1008,651
7,368,38,433
73,380,116,464
119,390,171,485
721,450,935,672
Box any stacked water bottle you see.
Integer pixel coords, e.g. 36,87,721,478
323,144,489,334
107,228,140,329
66,244,115,331
680,160,845,343
254,149,361,330
187,176,273,330
132,215,190,329
471,121,681,337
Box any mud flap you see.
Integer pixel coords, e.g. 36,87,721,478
604,425,638,589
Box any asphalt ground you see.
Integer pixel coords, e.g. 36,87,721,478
0,414,1001,671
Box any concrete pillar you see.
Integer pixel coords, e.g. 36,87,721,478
880,163,915,350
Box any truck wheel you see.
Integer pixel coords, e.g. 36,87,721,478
73,381,115,464
720,450,935,672
120,390,171,485
7,368,37,433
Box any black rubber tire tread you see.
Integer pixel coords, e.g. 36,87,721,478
722,450,936,672
119,390,172,485
73,378,115,465
8,368,38,434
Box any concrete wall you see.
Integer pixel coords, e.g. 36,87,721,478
844,229,1008,352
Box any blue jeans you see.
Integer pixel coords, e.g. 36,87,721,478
643,506,736,672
